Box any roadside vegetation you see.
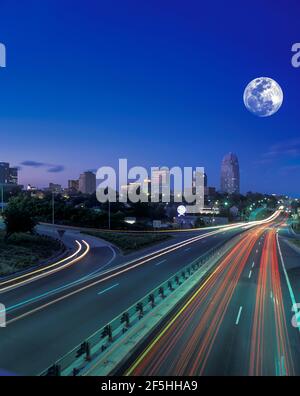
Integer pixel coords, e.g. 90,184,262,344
0,231,62,276
84,231,172,254
0,189,284,231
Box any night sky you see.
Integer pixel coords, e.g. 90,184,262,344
0,0,300,196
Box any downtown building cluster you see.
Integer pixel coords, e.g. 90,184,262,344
4,152,241,201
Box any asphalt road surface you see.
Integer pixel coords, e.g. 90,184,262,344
123,220,300,376
0,223,245,375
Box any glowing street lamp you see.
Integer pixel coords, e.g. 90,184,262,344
177,205,187,217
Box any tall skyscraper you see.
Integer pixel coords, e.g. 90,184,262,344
220,152,240,194
79,171,96,194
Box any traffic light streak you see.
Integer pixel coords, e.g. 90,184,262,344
126,226,267,375
249,228,294,376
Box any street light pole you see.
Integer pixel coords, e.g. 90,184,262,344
108,200,111,230
52,192,55,225
1,184,4,215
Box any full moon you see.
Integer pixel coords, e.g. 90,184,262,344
243,77,283,117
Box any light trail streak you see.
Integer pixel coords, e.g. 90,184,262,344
249,227,294,376
0,240,90,293
4,212,281,325
125,226,267,375
0,225,240,322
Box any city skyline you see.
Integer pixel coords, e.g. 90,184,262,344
3,152,295,198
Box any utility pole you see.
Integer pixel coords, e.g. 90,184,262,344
52,192,55,225
1,184,4,215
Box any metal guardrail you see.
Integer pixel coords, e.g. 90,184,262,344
40,237,235,376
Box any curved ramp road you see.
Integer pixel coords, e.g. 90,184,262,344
0,240,90,292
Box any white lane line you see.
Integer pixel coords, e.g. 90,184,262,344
256,249,258,253
276,233,300,334
6,215,280,325
95,245,117,272
235,306,243,325
155,259,167,267
184,247,191,252
97,283,119,295
281,356,286,376
252,262,255,268
248,270,252,279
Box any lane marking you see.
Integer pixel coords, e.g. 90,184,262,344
92,245,117,273
276,233,300,333
125,262,225,375
2,245,117,316
248,270,252,279
252,262,255,268
5,213,281,325
155,259,167,267
5,230,226,324
235,306,243,325
281,356,286,376
97,283,119,296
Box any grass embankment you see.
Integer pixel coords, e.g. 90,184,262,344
84,231,172,254
0,231,62,276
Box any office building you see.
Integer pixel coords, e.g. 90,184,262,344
79,171,96,194
47,183,63,193
68,179,79,193
0,162,18,184
220,152,240,194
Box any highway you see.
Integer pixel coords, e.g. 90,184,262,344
0,213,293,376
0,222,248,375
122,219,300,376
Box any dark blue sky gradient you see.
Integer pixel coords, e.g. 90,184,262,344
0,0,300,195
